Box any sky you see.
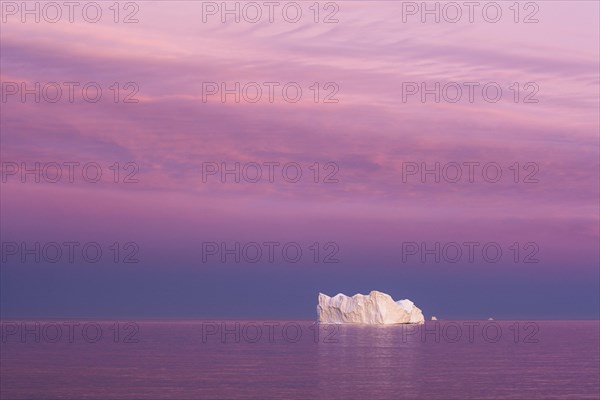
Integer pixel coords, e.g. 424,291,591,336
1,1,599,319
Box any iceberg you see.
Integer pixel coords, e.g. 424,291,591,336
317,290,425,325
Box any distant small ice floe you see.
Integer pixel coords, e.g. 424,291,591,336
488,318,494,321
431,316,438,321
317,290,425,325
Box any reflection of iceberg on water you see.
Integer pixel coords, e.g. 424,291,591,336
317,290,425,325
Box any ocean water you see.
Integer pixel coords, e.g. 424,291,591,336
1,320,598,400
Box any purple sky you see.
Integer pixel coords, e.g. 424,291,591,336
1,1,598,319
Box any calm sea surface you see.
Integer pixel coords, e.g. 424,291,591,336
1,320,598,400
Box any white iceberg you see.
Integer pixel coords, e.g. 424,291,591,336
317,290,425,325
431,316,438,321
